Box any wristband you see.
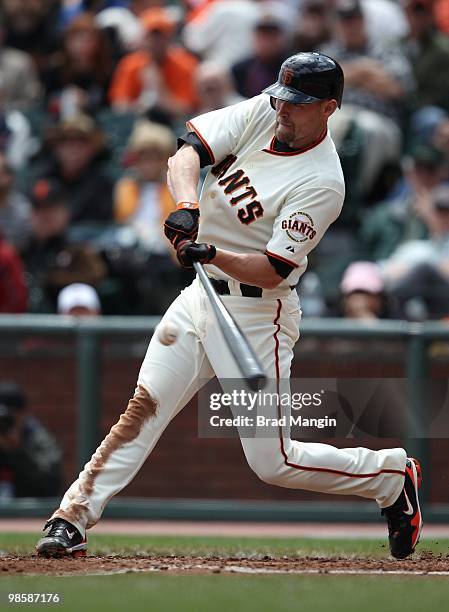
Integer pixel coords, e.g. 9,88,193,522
177,201,199,210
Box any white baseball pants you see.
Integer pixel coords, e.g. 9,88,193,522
52,278,407,536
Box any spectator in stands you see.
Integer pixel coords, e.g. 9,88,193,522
401,0,449,114
109,7,198,119
231,3,295,99
340,261,386,320
112,118,191,314
0,233,27,313
324,1,414,123
182,0,260,68
0,382,62,499
360,145,448,262
33,114,114,224
195,62,244,113
114,119,175,253
0,12,41,111
294,0,334,52
57,282,101,316
383,185,449,320
43,13,115,114
0,153,31,250
22,178,107,312
409,106,448,151
21,179,71,312
361,0,409,44
1,0,60,74
321,0,414,198
296,1,409,49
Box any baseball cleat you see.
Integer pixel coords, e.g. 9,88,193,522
381,457,423,559
36,519,87,558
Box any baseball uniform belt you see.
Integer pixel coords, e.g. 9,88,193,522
208,278,295,298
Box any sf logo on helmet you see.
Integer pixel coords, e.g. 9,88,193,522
282,68,295,86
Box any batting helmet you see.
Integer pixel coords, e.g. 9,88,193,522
263,52,344,109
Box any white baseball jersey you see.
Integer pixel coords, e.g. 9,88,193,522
187,94,345,289
50,93,408,540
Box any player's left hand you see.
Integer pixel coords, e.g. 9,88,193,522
176,240,216,269
164,208,199,248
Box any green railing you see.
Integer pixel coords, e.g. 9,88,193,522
0,314,447,523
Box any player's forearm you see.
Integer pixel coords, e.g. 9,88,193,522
167,144,201,204
213,249,282,289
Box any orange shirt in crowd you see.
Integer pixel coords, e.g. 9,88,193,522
109,48,199,111
114,178,174,224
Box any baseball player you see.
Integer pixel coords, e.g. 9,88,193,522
36,53,422,560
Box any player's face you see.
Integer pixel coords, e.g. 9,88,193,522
274,98,337,149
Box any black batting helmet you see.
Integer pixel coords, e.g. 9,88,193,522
263,52,344,108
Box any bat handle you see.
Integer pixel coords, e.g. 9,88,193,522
193,261,209,286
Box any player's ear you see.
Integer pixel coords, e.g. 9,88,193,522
323,99,338,118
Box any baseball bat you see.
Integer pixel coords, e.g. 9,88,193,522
194,262,267,391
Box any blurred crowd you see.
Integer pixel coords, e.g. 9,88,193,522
0,0,449,320
0,382,62,500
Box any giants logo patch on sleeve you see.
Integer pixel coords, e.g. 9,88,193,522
281,211,317,242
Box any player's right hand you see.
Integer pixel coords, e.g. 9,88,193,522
176,240,216,269
164,207,199,248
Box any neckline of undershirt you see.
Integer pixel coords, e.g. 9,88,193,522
263,129,328,157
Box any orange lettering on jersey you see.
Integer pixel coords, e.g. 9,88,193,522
219,170,249,194
211,154,237,179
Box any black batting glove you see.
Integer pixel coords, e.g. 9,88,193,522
176,240,217,269
164,208,199,248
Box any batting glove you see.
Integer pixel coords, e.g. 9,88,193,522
164,207,199,248
176,240,217,269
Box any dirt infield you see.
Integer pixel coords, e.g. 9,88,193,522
3,520,449,577
3,552,449,577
